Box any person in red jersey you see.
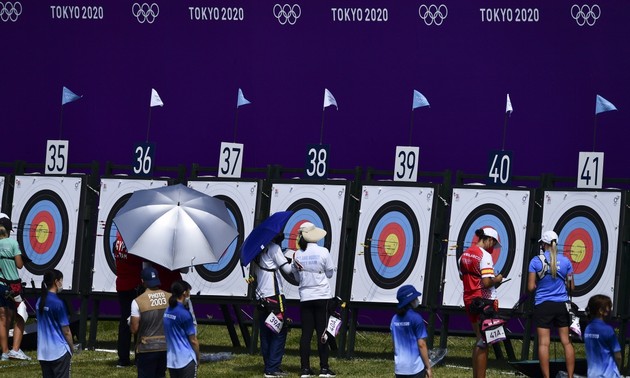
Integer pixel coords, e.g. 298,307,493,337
458,227,503,378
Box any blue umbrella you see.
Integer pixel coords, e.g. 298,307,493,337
240,211,293,266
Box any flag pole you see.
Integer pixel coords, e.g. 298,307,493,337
233,108,239,143
592,115,597,152
501,112,508,151
146,107,152,143
409,109,415,145
59,106,64,140
320,109,325,144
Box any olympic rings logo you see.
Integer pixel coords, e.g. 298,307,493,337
570,4,600,26
0,2,22,22
273,4,301,25
132,3,159,24
418,4,447,26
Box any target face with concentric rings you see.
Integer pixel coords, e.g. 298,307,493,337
11,176,84,291
351,185,435,304
270,182,348,300
542,190,622,311
185,180,257,298
194,195,244,283
19,190,69,274
443,188,532,310
92,178,168,293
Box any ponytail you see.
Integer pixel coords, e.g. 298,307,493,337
297,233,308,251
169,281,185,309
549,240,558,279
39,269,63,315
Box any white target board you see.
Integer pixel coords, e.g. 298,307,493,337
11,175,85,292
92,178,168,293
541,190,622,311
351,184,436,305
0,176,6,214
443,188,532,310
185,180,258,297
269,182,349,300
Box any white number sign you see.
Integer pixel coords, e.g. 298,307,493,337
577,151,604,189
394,146,419,182
218,142,244,178
45,140,69,175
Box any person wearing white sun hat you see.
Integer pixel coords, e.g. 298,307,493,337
528,230,575,378
291,222,336,378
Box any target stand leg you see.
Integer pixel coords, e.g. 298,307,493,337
232,304,251,349
220,304,241,348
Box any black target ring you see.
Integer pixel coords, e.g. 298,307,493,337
18,189,69,275
195,195,244,282
104,193,132,274
456,204,516,277
553,205,607,297
363,200,420,289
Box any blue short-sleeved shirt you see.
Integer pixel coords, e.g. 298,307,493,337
585,318,621,378
164,302,197,369
390,309,427,375
528,251,573,305
36,292,71,361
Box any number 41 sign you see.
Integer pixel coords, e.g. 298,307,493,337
577,152,604,189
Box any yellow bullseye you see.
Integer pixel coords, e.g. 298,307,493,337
35,222,50,243
384,234,399,256
570,240,586,263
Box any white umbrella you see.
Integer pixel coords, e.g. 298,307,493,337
113,184,238,270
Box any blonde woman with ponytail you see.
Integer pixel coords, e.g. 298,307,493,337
527,231,575,378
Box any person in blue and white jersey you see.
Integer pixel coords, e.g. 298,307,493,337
390,285,432,378
36,269,74,378
163,281,199,378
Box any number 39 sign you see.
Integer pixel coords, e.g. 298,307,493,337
394,146,419,182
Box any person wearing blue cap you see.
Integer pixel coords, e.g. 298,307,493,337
390,285,432,378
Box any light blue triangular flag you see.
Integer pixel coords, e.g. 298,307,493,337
323,88,338,109
62,86,82,105
237,88,251,108
412,90,429,109
595,94,617,115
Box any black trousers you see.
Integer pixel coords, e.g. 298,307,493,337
299,299,329,370
117,289,136,365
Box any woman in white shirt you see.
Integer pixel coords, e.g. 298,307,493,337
292,222,336,378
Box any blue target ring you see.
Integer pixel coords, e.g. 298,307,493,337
364,201,419,289
553,206,607,296
18,190,69,274
196,195,244,282
457,204,516,277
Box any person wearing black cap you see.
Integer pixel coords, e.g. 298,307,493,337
391,285,432,378
130,267,171,378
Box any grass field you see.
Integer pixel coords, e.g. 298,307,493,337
0,319,587,377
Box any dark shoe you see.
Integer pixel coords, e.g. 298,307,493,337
264,370,289,377
319,368,336,377
300,368,315,377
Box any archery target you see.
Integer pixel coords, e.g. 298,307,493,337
269,182,349,300
442,188,532,310
351,185,435,305
92,178,168,292
11,175,85,291
541,190,622,311
185,180,258,297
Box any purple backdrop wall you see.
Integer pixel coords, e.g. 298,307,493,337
1,1,627,179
